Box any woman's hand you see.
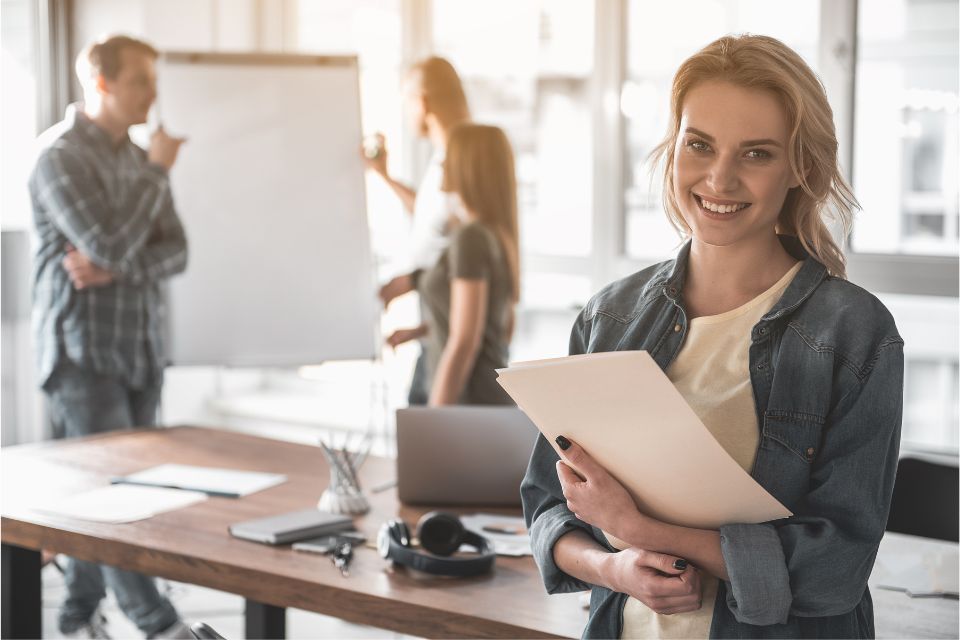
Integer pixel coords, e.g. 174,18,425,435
555,436,646,542
360,132,388,176
379,273,414,308
385,325,427,349
603,547,702,615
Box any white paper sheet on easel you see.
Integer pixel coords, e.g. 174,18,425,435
496,351,792,529
35,485,207,523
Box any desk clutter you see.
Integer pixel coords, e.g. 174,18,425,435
377,512,496,577
317,436,370,515
228,508,355,545
34,463,288,523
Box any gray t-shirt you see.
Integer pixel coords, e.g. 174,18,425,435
418,221,514,405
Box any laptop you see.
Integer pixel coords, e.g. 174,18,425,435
396,406,539,506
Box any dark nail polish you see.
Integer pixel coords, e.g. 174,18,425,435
672,559,687,570
555,435,571,450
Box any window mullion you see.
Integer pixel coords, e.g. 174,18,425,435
591,0,626,293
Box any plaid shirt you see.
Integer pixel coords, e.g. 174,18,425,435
29,105,188,389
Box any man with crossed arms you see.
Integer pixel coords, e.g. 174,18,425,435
29,34,191,639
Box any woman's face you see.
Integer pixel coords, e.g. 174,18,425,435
672,80,800,249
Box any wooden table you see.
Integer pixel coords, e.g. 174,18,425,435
4,427,956,639
1,427,587,639
870,532,959,639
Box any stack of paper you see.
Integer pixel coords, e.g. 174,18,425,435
461,513,531,557
112,464,286,498
35,485,207,523
496,351,791,529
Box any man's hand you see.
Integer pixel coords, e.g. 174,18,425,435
379,273,414,308
385,325,427,350
603,547,702,615
360,132,388,177
148,125,187,171
62,247,114,290
555,436,644,542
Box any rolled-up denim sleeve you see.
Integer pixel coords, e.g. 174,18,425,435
519,308,598,594
719,340,903,625
521,433,596,593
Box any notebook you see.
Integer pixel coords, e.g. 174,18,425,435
228,508,354,545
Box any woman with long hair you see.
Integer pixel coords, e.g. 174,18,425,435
389,124,520,406
521,35,902,638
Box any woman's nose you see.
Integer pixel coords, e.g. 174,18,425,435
706,155,740,193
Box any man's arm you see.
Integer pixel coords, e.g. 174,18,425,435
33,127,185,275
33,146,169,270
114,188,188,284
362,134,417,214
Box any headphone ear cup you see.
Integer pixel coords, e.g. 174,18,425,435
390,519,413,548
417,511,465,557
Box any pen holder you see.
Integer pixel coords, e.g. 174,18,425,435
317,440,370,516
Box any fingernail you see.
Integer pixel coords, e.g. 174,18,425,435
555,435,571,450
672,559,687,570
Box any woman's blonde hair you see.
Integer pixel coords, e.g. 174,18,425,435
650,34,857,277
408,56,471,126
442,124,521,303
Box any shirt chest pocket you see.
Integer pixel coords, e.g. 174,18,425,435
754,412,824,507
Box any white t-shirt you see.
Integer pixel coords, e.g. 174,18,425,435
616,261,803,639
407,151,461,272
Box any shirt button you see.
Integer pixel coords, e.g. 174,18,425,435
757,363,765,370
674,324,681,333
759,327,767,335
806,447,815,458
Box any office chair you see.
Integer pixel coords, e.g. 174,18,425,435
885,456,959,542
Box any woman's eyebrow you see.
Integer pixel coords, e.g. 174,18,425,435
740,138,782,148
685,126,783,149
685,127,715,142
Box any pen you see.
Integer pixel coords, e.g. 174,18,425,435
482,525,525,536
370,479,397,493
109,478,240,498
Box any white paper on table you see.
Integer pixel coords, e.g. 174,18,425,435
496,351,792,530
35,485,207,523
873,533,959,596
114,464,286,497
460,513,532,557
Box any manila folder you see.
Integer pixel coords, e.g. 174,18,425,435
496,351,791,529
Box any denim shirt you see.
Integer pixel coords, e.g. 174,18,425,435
520,238,903,639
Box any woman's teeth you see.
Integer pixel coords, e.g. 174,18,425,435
698,196,749,214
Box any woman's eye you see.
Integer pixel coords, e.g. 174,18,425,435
687,140,710,152
745,149,772,160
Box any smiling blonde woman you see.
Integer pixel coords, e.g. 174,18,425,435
522,35,903,639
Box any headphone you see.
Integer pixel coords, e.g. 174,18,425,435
377,511,495,577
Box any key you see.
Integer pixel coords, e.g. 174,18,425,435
332,542,353,577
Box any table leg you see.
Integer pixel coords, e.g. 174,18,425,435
2,543,42,639
245,599,286,639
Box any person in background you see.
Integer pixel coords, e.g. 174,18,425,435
363,56,471,405
389,124,520,406
29,35,191,639
521,34,902,638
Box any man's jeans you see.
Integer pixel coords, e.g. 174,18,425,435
45,361,180,636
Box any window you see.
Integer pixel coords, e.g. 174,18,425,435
1,0,38,231
431,0,595,260
853,0,959,257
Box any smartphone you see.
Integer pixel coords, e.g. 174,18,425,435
293,531,367,554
